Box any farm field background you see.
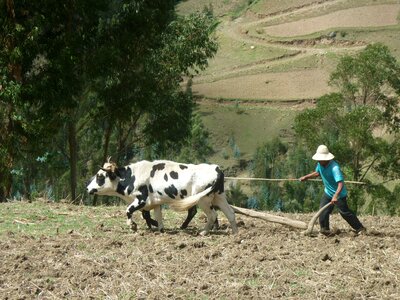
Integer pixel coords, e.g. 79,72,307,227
177,0,400,168
2,1,400,299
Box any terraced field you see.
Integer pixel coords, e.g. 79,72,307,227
177,0,400,163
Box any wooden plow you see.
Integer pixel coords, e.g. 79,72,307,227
231,202,332,236
225,177,365,235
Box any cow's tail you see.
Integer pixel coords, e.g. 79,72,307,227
169,185,214,211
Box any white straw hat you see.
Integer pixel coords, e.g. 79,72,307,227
312,145,335,161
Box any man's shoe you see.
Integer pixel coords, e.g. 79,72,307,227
355,227,367,236
319,228,332,236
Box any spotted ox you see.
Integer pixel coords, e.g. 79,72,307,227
86,159,237,235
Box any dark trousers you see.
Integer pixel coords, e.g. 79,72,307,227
319,193,364,231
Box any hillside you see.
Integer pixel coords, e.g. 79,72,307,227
177,0,400,167
1,201,399,299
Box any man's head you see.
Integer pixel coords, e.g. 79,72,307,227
312,145,334,166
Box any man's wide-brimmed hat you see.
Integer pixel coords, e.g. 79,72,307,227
312,145,335,161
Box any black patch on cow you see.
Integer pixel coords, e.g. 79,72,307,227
148,184,154,193
180,189,187,199
164,173,168,182
164,185,178,199
203,167,225,196
150,163,166,177
157,191,163,196
116,167,136,195
180,206,197,229
108,171,117,180
179,164,188,170
142,210,158,228
137,185,149,202
96,174,106,186
214,167,225,194
170,171,179,180
126,201,146,220
205,183,213,190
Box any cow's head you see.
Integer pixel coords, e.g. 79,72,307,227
86,157,120,195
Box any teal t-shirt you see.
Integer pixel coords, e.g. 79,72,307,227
315,160,347,198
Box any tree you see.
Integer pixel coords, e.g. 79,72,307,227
1,0,112,202
1,1,218,202
90,5,218,158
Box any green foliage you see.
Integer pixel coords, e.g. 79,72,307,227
294,43,400,214
233,144,241,159
365,183,400,216
226,183,248,207
329,43,400,133
1,1,219,202
167,112,214,163
250,139,322,212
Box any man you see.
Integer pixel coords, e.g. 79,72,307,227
300,145,366,235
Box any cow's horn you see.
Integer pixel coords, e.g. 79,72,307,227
102,161,116,173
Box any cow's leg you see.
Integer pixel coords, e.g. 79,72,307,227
197,196,217,236
180,206,197,229
126,198,146,231
213,193,238,234
142,210,158,229
153,205,164,232
211,206,219,230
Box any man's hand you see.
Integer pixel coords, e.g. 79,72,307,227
299,176,307,182
331,195,338,204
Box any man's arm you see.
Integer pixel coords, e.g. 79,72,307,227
299,171,320,181
331,181,344,204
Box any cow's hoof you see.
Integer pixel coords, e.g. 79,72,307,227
128,221,137,232
199,230,209,236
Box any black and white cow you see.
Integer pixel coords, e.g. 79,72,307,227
86,159,237,235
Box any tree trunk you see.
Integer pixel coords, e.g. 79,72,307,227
102,121,112,163
1,0,18,202
92,122,113,206
23,172,32,201
68,120,78,203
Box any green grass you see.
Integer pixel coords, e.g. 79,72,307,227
250,0,399,26
0,201,211,238
176,0,249,17
336,26,400,60
0,201,124,237
197,102,297,163
249,0,318,16
199,33,297,77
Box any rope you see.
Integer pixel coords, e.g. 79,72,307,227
225,177,366,185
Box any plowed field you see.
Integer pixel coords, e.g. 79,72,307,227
1,201,399,299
